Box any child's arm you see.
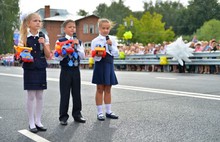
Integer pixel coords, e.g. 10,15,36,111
110,36,119,57
75,41,85,59
54,40,64,61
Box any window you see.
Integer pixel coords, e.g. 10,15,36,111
83,24,88,34
89,24,94,34
84,42,91,48
95,24,99,34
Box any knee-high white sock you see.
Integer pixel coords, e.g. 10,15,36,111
27,90,36,129
35,90,44,127
97,105,103,115
105,104,112,114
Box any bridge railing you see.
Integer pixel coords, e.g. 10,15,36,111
2,51,220,67
78,51,220,66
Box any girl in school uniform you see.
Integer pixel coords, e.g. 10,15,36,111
55,19,86,125
91,18,119,121
19,13,51,133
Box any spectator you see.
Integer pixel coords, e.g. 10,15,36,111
209,39,217,74
194,42,204,73
203,41,210,74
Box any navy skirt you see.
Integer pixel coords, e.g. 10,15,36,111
23,68,47,90
92,54,118,85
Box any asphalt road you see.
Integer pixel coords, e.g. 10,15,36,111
0,66,220,142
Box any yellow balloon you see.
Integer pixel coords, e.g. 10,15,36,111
123,31,133,40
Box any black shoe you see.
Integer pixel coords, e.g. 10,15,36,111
97,113,105,121
60,121,68,125
35,125,47,131
29,126,38,133
106,112,119,119
74,116,86,123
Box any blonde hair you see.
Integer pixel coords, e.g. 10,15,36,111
98,18,114,29
20,13,41,46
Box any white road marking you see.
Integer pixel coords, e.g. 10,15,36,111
0,116,2,119
115,85,220,101
156,77,177,80
0,73,22,78
18,129,50,142
1,73,220,101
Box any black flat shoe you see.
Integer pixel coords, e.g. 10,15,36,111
29,126,38,133
60,121,68,125
35,125,47,131
106,112,119,119
74,116,86,123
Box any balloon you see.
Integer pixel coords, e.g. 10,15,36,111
123,31,133,40
166,36,195,66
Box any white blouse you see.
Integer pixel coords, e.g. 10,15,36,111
91,34,119,62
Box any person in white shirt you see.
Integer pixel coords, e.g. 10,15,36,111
55,19,86,125
91,18,119,121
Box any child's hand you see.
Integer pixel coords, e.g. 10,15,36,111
38,37,45,44
106,39,112,46
73,39,79,45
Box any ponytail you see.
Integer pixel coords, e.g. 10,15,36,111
20,17,28,46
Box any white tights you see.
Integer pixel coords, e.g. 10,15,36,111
26,90,44,129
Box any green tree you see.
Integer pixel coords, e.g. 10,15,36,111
143,1,185,36
195,19,220,41
93,3,108,18
77,9,89,16
117,12,175,45
143,1,154,13
93,0,132,35
183,0,220,35
132,11,144,20
0,0,19,54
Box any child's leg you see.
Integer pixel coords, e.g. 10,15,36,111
35,90,44,127
27,90,36,129
59,70,71,122
96,85,104,114
70,70,81,117
104,85,112,114
104,85,119,119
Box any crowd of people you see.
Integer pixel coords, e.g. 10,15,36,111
0,53,15,66
80,38,219,74
1,36,220,74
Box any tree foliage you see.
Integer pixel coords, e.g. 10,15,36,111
195,19,220,41
143,1,185,36
77,9,89,16
93,3,108,18
117,12,175,45
181,0,220,35
93,0,132,35
0,0,19,54
93,0,220,43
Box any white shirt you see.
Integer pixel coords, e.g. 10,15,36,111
91,34,119,62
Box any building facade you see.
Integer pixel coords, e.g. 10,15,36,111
36,5,99,50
